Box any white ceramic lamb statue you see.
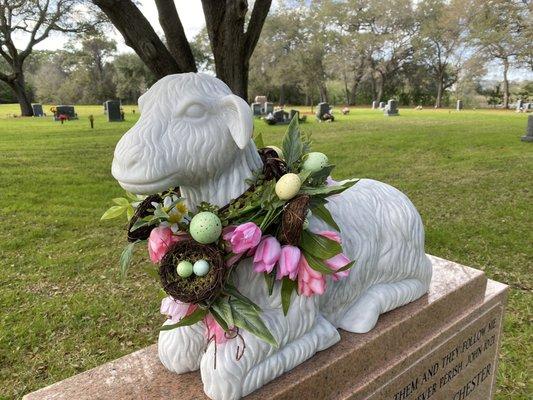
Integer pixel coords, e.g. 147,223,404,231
111,73,433,400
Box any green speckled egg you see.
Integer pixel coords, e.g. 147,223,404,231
302,152,328,172
189,212,222,244
193,259,210,276
177,260,193,278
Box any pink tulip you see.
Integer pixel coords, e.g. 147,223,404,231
253,236,282,273
204,314,228,344
223,222,262,254
160,296,197,323
297,255,326,296
318,231,351,281
148,226,183,263
276,245,301,280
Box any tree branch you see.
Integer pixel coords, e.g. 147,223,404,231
244,0,271,60
92,0,181,78
154,0,196,72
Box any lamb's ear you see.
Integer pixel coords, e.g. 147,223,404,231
220,94,253,149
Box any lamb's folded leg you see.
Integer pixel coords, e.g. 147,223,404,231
158,320,206,373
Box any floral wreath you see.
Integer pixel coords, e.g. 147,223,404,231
102,117,357,350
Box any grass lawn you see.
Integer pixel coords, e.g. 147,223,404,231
0,104,531,399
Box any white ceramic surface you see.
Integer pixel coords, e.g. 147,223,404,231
112,73,433,400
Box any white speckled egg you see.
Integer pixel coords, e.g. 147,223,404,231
177,260,193,278
275,173,301,200
193,259,210,276
189,212,222,244
267,145,284,159
302,152,328,172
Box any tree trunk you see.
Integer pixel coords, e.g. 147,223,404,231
502,57,510,109
375,76,384,104
435,73,444,108
279,84,285,106
349,80,361,106
8,75,33,117
318,83,328,103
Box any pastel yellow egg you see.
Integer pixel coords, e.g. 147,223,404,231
267,145,284,159
275,173,301,200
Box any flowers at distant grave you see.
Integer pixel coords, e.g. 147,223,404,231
102,116,358,350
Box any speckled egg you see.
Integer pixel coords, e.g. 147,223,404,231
189,212,222,244
267,145,284,159
275,173,301,200
302,152,328,172
177,260,193,278
193,259,210,276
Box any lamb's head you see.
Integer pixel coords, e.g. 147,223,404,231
112,73,253,194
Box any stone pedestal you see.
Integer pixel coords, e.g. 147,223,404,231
23,256,507,400
521,115,533,142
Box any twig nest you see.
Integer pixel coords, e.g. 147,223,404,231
279,195,310,245
189,212,222,244
266,145,284,159
159,239,226,304
275,173,301,200
127,194,162,242
302,152,328,172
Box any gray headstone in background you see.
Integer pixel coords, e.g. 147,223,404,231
316,102,330,120
264,102,274,115
54,105,77,120
106,100,122,122
273,109,289,124
32,103,43,117
516,99,524,111
521,115,533,142
372,101,378,109
255,95,267,110
456,100,463,111
290,109,300,121
379,101,386,109
251,103,262,116
384,99,399,116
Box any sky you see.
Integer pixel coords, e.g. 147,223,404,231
12,0,532,82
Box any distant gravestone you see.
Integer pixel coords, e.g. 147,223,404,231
316,102,330,120
384,99,399,116
106,100,122,122
456,100,463,111
264,102,274,115
255,95,267,109
289,109,299,121
516,99,524,112
54,105,77,120
32,103,44,117
273,109,290,124
521,115,533,142
103,101,108,114
251,103,262,116
372,101,378,109
379,101,386,109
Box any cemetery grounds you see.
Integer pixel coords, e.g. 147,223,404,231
0,104,531,399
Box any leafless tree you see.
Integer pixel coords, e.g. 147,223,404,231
0,0,87,116
92,0,272,100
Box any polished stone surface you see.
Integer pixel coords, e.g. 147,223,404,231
23,256,508,400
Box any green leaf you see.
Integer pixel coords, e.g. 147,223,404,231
263,271,276,296
281,278,296,316
336,260,355,272
229,297,278,347
224,284,262,313
281,114,303,170
209,308,229,331
211,297,234,328
303,251,333,275
300,230,342,260
101,205,126,220
126,205,134,220
130,217,154,232
308,165,335,186
300,179,358,197
254,131,265,149
312,203,340,231
113,197,130,206
159,308,208,331
119,242,136,277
